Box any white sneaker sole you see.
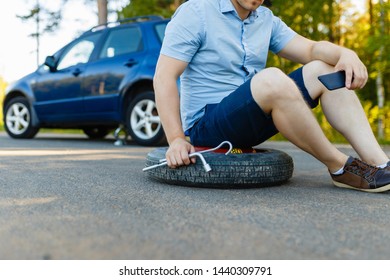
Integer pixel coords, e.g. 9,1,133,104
333,181,390,193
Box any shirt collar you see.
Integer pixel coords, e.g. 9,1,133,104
220,0,235,13
220,0,259,21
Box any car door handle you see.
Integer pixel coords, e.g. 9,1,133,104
124,59,138,67
72,68,82,77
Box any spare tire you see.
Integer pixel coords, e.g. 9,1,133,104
144,147,294,188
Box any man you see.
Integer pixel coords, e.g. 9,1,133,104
153,0,390,192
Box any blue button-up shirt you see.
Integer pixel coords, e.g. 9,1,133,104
161,0,297,132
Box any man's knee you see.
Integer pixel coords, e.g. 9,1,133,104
251,68,302,112
303,60,334,80
302,60,338,99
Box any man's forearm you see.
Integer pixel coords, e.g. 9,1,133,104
154,54,190,145
311,41,354,66
311,40,367,89
154,78,185,144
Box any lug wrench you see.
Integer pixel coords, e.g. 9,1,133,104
142,141,233,172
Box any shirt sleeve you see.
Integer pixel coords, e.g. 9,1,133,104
160,2,204,63
269,15,297,54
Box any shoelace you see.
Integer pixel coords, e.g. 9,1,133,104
347,158,379,183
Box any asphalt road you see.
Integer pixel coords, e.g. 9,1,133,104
1,131,390,260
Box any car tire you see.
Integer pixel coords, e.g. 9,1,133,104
144,147,294,188
83,127,110,139
126,91,166,146
4,97,39,139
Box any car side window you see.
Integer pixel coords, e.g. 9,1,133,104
99,27,143,59
57,33,101,70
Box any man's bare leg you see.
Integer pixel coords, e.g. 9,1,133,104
250,67,348,173
302,60,389,166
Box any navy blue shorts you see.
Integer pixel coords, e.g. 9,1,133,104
188,67,319,148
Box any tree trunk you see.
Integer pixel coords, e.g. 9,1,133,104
376,0,386,139
328,0,335,43
36,0,40,67
368,0,374,32
97,0,108,25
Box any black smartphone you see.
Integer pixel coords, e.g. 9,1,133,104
318,71,346,90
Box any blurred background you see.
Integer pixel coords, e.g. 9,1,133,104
0,0,389,142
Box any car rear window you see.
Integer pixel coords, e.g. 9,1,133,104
155,22,167,43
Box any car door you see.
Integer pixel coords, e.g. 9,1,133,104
33,32,102,122
81,25,144,121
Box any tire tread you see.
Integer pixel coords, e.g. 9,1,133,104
144,148,294,188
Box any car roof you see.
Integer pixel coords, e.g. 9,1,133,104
83,15,166,35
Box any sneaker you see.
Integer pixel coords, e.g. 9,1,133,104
330,157,390,193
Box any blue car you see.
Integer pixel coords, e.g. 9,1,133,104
3,15,168,146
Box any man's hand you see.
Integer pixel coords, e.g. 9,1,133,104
165,138,196,168
278,37,368,90
334,49,368,90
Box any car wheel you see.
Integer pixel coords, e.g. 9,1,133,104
83,127,110,139
144,147,294,188
4,97,39,139
126,91,166,146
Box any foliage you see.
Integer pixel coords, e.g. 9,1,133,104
118,0,272,18
17,0,114,66
340,1,390,102
17,2,63,35
17,0,67,67
118,0,186,18
266,0,348,74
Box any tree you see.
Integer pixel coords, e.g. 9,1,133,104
18,0,128,67
17,0,63,67
119,0,272,19
118,0,186,19
265,0,347,74
370,0,388,139
97,0,108,24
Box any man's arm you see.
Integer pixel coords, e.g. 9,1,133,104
153,54,195,168
277,35,368,89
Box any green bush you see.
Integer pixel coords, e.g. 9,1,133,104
361,101,390,144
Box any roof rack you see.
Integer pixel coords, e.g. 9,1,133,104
87,15,164,33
